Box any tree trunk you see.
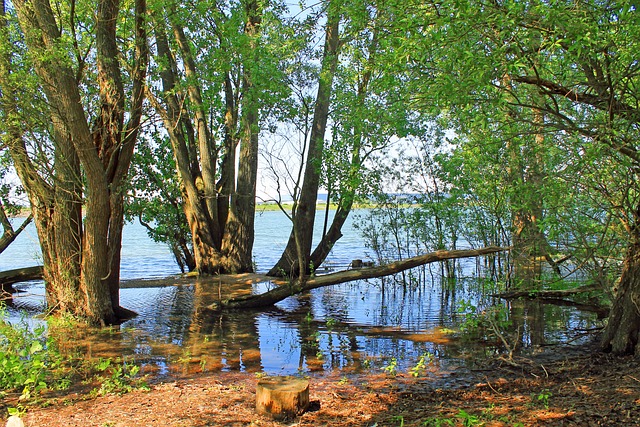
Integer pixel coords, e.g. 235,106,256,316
9,0,147,325
268,4,341,277
222,0,261,273
212,246,506,310
601,237,640,355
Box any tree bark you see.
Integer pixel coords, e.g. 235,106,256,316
8,0,147,325
149,3,264,275
212,246,506,310
601,236,640,355
256,376,309,419
222,0,262,273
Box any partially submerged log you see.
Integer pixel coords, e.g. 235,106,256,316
256,376,309,419
210,246,507,310
0,265,44,293
492,284,600,300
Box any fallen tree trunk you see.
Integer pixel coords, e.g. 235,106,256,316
0,265,44,293
491,284,600,300
209,246,507,310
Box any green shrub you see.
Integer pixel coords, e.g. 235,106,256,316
0,304,65,400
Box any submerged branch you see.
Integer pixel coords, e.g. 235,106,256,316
209,246,508,310
492,284,600,300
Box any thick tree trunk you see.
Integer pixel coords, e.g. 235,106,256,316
212,246,506,310
9,0,147,325
222,0,261,273
268,6,341,277
601,238,640,355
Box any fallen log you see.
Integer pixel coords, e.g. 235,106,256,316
0,265,44,293
209,246,507,310
491,284,600,300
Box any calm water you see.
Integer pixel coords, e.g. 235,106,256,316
2,210,603,377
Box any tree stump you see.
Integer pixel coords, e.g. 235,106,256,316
256,376,309,419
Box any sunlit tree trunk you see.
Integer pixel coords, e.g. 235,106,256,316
222,0,261,273
5,0,147,325
149,1,264,275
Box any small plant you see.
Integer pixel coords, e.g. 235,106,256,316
422,417,454,426
0,305,66,401
325,317,337,330
456,300,519,359
309,261,316,277
456,409,480,427
92,357,148,396
382,358,398,376
338,376,349,385
176,350,192,365
7,404,27,418
409,352,433,377
533,389,552,409
391,415,404,427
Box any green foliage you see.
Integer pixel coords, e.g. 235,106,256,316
422,417,454,427
0,306,65,401
382,357,398,376
532,389,552,409
90,357,148,397
456,410,480,427
409,352,433,378
457,300,512,343
126,133,194,273
391,415,405,427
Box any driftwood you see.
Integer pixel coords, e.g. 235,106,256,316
0,265,44,293
209,246,507,310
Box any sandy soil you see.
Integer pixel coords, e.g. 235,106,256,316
4,342,639,427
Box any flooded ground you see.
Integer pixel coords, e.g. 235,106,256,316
2,212,605,380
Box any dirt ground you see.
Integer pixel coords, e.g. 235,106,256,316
5,341,639,427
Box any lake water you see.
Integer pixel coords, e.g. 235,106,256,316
2,209,603,378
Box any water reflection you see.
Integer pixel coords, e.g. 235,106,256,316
45,275,601,379
2,216,606,378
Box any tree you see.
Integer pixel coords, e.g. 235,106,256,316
267,0,342,278
144,0,292,274
0,0,148,324
268,0,400,278
399,0,640,354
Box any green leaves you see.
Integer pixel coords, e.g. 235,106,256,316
0,306,60,400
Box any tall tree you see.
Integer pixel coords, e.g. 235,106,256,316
145,0,290,274
0,0,148,324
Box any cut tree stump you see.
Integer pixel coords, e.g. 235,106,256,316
256,376,309,419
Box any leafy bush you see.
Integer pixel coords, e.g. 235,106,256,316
0,304,65,400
